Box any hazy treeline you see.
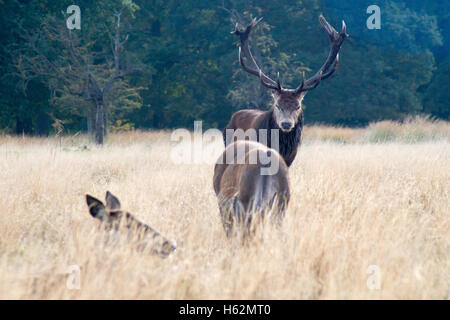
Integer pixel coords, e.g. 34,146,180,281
0,0,449,136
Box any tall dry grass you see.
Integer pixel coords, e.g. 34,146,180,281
303,116,450,143
0,118,449,299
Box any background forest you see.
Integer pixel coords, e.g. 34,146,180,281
0,0,449,137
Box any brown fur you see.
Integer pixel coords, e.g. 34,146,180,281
213,140,290,237
86,191,176,257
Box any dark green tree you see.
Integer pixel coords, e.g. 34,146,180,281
14,0,143,143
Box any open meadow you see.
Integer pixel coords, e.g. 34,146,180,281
0,117,449,299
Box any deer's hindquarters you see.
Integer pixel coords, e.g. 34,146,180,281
213,141,290,237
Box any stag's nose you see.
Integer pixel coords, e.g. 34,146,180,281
281,122,292,130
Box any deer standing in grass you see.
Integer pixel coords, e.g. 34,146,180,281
224,15,348,167
86,191,176,257
213,140,290,237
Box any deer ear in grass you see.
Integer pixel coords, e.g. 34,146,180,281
105,191,121,212
86,194,107,220
85,192,177,258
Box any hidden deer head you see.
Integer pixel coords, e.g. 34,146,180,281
86,191,176,257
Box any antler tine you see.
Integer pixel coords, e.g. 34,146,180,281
233,17,282,92
294,71,305,94
249,17,263,31
341,20,347,37
259,70,282,91
276,72,282,91
231,22,239,35
231,17,262,41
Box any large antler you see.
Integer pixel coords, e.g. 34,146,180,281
231,17,282,91
232,15,348,95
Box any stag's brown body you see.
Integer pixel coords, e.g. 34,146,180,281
213,140,290,237
224,15,348,167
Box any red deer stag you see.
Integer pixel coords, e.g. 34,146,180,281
86,191,176,257
213,140,290,237
223,15,348,167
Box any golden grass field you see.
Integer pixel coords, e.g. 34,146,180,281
0,117,449,299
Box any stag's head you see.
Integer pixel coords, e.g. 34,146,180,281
271,91,304,132
232,16,348,132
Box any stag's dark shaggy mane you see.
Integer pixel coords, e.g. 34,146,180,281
267,111,304,167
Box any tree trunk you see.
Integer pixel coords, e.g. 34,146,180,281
95,99,105,145
16,115,33,135
87,109,95,139
104,109,109,138
36,112,50,136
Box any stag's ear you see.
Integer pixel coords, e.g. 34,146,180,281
86,194,107,220
105,191,121,211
